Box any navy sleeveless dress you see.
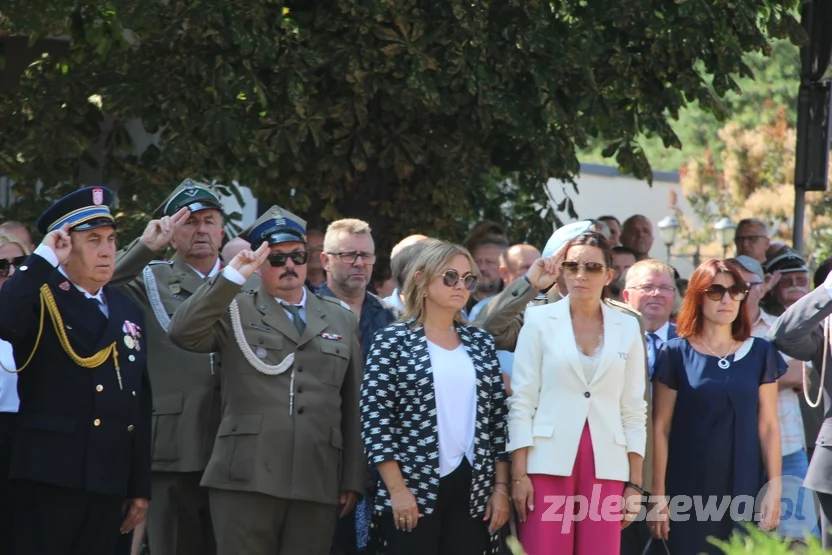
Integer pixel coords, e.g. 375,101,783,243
652,336,786,554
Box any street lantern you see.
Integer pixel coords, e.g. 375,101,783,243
714,217,737,258
657,215,680,263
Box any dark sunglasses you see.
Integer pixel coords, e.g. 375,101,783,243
441,269,478,291
0,256,27,277
560,261,606,275
704,284,748,301
267,251,309,267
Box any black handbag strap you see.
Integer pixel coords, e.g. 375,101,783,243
641,536,671,555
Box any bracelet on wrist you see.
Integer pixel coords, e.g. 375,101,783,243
624,481,646,495
493,488,511,501
512,474,528,483
494,481,509,488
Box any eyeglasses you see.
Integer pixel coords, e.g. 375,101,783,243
703,284,748,301
734,235,766,244
326,251,377,265
629,284,676,295
440,269,478,291
267,251,309,267
0,256,26,277
779,274,809,287
560,261,606,275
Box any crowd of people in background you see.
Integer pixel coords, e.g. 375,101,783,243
1,183,832,555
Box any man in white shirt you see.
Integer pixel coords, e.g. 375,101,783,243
733,255,819,540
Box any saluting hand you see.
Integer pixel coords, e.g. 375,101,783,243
229,241,270,279
139,206,191,252
42,223,72,265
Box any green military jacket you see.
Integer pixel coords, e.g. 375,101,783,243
112,238,222,474
168,271,366,505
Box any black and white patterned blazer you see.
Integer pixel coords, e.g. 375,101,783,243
361,319,508,518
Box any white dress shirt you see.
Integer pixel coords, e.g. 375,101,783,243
0,340,18,413
187,259,221,279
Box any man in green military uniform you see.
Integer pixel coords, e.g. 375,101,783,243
168,205,365,555
111,179,228,555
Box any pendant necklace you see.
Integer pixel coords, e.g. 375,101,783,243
704,340,736,369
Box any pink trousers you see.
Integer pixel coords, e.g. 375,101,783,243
517,422,624,555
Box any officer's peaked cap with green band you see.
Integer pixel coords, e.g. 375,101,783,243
241,205,307,247
154,178,223,218
36,186,117,235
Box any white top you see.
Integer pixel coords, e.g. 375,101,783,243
428,340,477,477
578,349,602,384
0,340,18,413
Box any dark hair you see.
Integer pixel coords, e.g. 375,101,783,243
612,245,638,258
368,254,392,295
471,237,509,252
597,215,621,227
675,278,689,297
815,258,832,289
561,232,614,268
676,259,751,341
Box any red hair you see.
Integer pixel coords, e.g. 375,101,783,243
675,259,751,341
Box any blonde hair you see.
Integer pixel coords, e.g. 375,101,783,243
401,241,479,327
323,218,372,252
0,233,30,256
624,259,675,289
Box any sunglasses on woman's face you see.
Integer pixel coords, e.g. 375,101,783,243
560,261,606,276
440,269,478,291
267,251,309,267
0,256,27,277
703,284,748,302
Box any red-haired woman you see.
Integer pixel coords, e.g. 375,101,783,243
649,260,784,554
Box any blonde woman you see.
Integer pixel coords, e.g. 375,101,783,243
361,241,510,555
0,233,29,554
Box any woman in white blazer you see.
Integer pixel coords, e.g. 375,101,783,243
508,232,647,555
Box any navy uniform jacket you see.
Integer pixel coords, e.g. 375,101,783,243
0,252,152,499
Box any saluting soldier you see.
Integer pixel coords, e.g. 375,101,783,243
168,206,365,555
0,187,152,554
111,179,229,555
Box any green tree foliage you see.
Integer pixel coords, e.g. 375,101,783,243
0,0,802,250
581,38,802,173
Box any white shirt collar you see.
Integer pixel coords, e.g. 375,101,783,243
187,258,221,279
276,286,307,309
753,309,777,329
58,266,105,304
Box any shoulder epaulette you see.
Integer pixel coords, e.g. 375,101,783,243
148,259,174,266
316,294,352,312
603,298,642,319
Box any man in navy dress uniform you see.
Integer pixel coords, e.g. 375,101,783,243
0,187,152,555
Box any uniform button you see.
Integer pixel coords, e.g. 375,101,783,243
297,386,304,393
127,425,134,431
96,385,103,392
18,265,27,272
336,349,341,355
93,419,101,426
128,355,135,362
297,407,305,414
297,366,303,373
297,344,305,351
132,391,136,397
231,425,238,432
259,339,264,344
584,392,590,398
